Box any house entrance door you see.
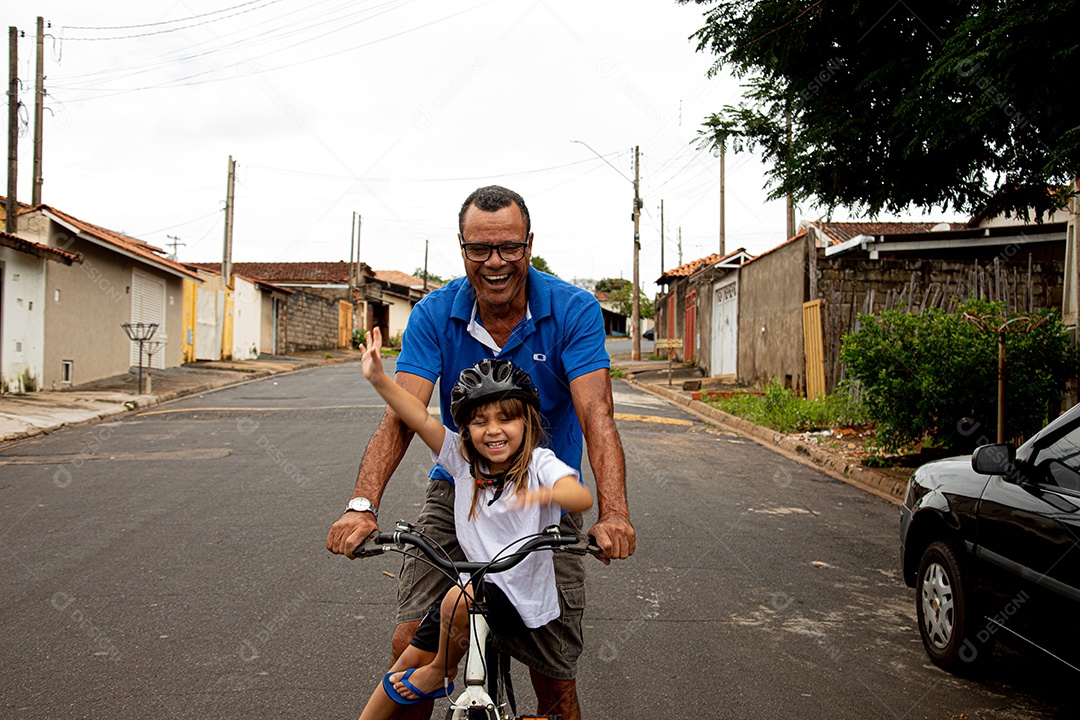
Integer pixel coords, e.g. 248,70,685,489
711,277,737,376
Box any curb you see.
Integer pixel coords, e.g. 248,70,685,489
621,377,906,506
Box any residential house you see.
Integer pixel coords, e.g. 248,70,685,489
183,265,291,360
371,270,443,340
201,262,437,352
654,249,753,369
2,200,203,390
0,228,80,392
655,215,1069,397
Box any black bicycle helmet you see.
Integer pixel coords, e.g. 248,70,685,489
450,358,540,427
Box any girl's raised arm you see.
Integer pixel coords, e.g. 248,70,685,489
360,327,446,453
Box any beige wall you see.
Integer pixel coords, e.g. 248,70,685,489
737,239,809,390
31,216,185,389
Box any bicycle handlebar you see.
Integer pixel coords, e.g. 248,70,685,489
353,522,600,576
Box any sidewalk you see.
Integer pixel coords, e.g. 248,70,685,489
610,353,908,505
0,348,363,445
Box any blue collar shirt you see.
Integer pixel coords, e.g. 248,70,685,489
394,268,610,480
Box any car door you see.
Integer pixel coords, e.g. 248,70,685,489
974,420,1080,660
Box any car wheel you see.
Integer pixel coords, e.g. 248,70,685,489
915,541,993,674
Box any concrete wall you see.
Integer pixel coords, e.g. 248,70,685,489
737,238,809,390
814,247,1065,391
0,249,47,392
231,276,262,360
260,293,277,355
284,289,340,352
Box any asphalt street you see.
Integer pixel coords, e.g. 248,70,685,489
0,359,1073,719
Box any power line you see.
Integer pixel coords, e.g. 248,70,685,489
62,0,287,41
243,155,608,183
64,0,272,31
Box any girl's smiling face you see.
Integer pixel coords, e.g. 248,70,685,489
467,402,525,473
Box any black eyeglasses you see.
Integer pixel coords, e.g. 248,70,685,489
459,240,529,263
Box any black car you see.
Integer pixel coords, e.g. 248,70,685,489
899,402,1080,675
642,328,655,341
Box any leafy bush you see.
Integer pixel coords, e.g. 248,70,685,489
840,299,1074,452
708,380,866,433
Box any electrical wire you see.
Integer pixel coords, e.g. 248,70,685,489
61,0,288,41
50,0,494,100
243,156,608,184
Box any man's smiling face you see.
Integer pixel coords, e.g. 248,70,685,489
459,202,532,313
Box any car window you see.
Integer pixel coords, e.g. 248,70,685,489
1033,423,1080,493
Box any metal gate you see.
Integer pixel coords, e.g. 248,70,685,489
130,271,166,369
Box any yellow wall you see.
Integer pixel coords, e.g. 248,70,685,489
181,279,197,363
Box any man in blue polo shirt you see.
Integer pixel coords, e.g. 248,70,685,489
328,185,636,720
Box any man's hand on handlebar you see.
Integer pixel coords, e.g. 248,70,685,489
326,510,379,559
588,514,636,565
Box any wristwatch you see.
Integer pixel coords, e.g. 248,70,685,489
346,497,378,519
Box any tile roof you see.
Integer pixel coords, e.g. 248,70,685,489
810,221,964,246
0,230,81,264
657,247,752,284
190,261,365,283
38,204,201,280
374,269,442,289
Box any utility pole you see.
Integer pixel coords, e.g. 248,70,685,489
166,235,185,260
785,111,795,239
660,199,664,276
719,141,726,256
222,156,235,287
423,239,429,291
349,211,356,295
632,145,641,362
32,17,44,206
6,26,17,234
360,212,369,289
678,227,683,266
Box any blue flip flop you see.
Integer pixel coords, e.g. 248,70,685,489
382,668,454,705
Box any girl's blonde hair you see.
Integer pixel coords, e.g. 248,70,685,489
458,397,547,520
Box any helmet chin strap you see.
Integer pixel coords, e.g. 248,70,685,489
477,469,508,506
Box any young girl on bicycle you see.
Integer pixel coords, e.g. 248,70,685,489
356,327,593,719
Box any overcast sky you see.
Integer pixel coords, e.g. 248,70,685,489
8,1,962,294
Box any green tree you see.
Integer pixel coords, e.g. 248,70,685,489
413,268,449,285
595,277,630,294
607,284,655,320
679,0,1080,220
531,256,557,276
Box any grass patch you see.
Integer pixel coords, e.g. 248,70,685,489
706,380,866,434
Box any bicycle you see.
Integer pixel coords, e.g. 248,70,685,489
355,521,597,720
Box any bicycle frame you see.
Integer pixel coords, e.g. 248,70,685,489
356,522,592,720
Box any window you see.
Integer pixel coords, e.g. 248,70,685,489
1034,423,1080,492
61,360,73,385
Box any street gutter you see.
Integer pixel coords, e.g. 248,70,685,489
620,377,907,506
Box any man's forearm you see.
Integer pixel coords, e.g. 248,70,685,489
584,415,629,519
351,408,414,504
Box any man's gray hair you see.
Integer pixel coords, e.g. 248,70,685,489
458,185,531,236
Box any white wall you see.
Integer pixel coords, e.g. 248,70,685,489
386,296,412,340
0,249,47,392
232,276,262,360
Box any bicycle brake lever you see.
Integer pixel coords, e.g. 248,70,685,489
352,543,387,558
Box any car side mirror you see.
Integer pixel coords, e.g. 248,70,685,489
971,443,1016,475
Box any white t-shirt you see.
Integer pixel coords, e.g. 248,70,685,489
434,431,578,629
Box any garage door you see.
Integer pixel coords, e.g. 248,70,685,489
130,271,166,369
